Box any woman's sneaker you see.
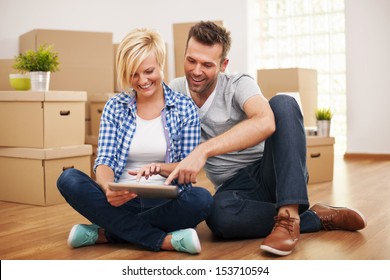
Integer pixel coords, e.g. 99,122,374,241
67,224,99,248
170,228,201,254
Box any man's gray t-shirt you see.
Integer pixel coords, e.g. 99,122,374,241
169,73,265,189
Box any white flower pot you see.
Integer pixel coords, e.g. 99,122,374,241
30,71,50,91
316,120,331,137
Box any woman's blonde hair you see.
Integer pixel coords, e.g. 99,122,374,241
116,28,166,90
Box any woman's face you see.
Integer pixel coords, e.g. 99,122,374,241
130,53,163,98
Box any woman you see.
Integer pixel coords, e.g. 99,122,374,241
57,28,213,254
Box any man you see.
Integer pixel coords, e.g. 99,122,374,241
166,21,366,256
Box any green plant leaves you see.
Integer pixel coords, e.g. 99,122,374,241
315,108,333,120
13,44,60,72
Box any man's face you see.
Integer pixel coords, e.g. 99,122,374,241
184,38,227,96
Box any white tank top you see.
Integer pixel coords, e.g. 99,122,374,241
119,114,167,184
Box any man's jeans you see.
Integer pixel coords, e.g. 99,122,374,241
206,95,322,238
57,168,213,251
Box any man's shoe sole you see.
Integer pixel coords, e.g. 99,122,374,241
260,244,293,256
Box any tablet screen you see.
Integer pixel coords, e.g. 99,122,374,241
108,182,179,198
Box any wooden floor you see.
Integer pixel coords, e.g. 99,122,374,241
1,156,390,260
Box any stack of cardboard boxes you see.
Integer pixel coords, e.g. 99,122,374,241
257,68,334,184
0,91,92,206
0,29,118,205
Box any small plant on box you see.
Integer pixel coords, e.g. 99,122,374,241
315,108,333,137
315,107,333,120
13,44,60,73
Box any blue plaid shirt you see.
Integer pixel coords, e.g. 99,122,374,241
94,83,200,191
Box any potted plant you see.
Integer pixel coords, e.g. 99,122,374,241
13,44,60,91
315,108,333,137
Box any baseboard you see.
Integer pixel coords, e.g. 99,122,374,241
344,153,390,161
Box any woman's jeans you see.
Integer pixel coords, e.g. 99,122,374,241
57,168,213,251
206,95,322,238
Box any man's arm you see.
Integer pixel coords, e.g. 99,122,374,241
165,94,275,185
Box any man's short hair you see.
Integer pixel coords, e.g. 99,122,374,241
186,21,232,63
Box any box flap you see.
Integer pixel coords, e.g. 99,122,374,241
0,145,92,159
0,91,87,101
0,91,45,101
306,136,335,146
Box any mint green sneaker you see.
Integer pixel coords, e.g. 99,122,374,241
170,228,201,254
67,224,99,248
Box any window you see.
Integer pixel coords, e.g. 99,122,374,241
255,0,346,155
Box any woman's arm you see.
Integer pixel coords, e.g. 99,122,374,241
95,164,115,192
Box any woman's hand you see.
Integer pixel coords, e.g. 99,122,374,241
95,165,137,207
128,163,162,181
104,187,137,207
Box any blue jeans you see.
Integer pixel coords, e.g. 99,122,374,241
206,95,322,238
57,168,213,251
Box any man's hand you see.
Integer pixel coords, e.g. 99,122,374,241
165,147,207,185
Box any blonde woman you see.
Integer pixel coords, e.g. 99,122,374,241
57,28,212,254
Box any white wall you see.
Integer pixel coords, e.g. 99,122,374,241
0,0,248,81
345,0,390,154
1,0,389,155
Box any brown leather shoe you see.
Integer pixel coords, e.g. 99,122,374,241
310,203,367,231
260,210,300,256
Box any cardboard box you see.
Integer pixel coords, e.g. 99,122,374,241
0,91,87,148
90,102,105,136
19,29,114,105
85,119,91,136
85,135,98,179
113,43,120,93
306,136,335,184
0,145,92,206
89,93,116,136
0,59,16,90
257,68,318,127
163,43,169,84
173,21,223,78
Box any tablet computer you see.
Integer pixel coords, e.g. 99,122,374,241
108,182,179,198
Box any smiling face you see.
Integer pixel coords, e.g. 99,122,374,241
184,38,228,98
116,28,166,95
130,53,163,99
